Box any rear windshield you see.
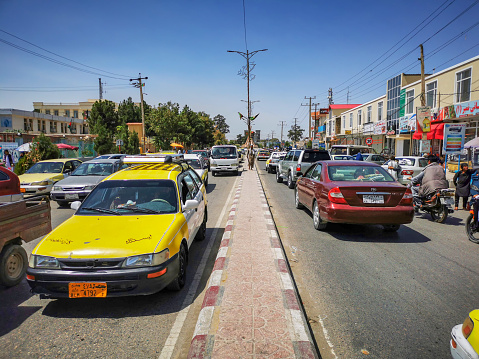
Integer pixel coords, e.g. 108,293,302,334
302,151,330,163
330,146,374,156
328,165,394,182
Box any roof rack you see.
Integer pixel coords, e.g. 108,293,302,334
123,154,185,164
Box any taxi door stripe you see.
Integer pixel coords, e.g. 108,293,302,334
168,219,187,246
153,213,178,253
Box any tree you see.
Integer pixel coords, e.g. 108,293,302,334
148,102,181,150
235,133,247,145
118,97,141,124
213,130,227,145
288,124,304,143
88,100,120,154
15,133,60,175
213,114,230,134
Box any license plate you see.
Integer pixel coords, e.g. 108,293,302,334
69,282,107,298
363,195,384,204
65,193,79,200
440,197,454,205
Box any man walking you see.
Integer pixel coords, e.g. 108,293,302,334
453,163,474,210
3,150,14,171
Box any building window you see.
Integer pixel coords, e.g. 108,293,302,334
406,89,415,114
378,102,383,122
456,68,471,103
50,121,58,133
357,110,362,126
73,110,78,118
45,109,50,115
54,110,59,116
37,120,41,131
24,119,29,131
349,113,353,128
367,106,372,122
64,110,70,117
426,81,437,108
342,115,345,130
387,75,401,131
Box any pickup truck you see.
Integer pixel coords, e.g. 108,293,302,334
0,196,52,287
276,149,331,189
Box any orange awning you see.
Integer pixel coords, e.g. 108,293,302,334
170,143,184,148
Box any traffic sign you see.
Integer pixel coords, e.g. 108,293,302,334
365,137,373,146
116,139,124,146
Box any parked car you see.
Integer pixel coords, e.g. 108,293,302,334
50,159,126,206
265,152,286,173
330,145,376,156
381,156,428,185
27,154,207,298
19,158,82,195
331,155,354,161
294,161,414,232
210,145,239,176
450,309,479,359
0,166,23,203
276,149,331,189
94,154,127,160
257,150,270,161
360,153,387,165
184,154,209,186
191,150,210,168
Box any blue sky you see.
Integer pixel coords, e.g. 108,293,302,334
1,0,478,140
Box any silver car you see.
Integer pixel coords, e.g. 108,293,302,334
50,159,126,206
361,153,387,165
381,156,428,185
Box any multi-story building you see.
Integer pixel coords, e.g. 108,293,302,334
32,99,102,120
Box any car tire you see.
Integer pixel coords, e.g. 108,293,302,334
56,200,69,207
287,172,295,189
212,171,216,177
167,244,187,291
383,224,400,232
0,244,28,287
313,201,327,230
276,170,283,183
294,188,304,209
195,211,207,242
233,170,238,176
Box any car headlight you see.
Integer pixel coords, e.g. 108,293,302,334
122,249,170,268
84,185,96,190
210,160,217,167
53,186,62,191
29,255,60,269
31,180,52,186
231,163,238,167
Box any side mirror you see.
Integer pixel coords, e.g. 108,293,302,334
71,201,81,210
183,199,200,211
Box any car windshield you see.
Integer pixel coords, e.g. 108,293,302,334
26,162,64,174
72,163,114,176
328,165,394,182
95,155,111,159
193,151,207,157
302,151,330,163
211,147,237,159
186,159,201,169
78,179,178,215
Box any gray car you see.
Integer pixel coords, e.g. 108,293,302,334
361,153,387,165
50,159,126,206
381,156,428,185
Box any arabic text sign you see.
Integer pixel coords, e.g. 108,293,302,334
455,100,479,118
443,123,467,154
416,106,431,133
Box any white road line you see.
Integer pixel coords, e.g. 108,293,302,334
158,176,241,359
318,315,338,359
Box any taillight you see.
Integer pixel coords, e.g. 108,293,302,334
328,187,347,204
401,170,414,175
399,188,413,205
462,316,474,339
296,164,301,172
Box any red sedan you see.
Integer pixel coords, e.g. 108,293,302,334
294,160,414,232
0,166,23,203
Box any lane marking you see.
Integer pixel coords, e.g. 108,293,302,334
158,175,240,359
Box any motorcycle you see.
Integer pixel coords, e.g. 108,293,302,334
465,196,479,244
412,186,455,223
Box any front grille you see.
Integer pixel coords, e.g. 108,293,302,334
58,258,124,270
62,186,85,191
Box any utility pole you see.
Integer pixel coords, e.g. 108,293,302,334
302,96,316,140
130,73,148,153
99,78,103,100
293,117,298,148
419,44,426,107
228,48,268,147
278,121,287,146
312,102,320,140
346,87,350,104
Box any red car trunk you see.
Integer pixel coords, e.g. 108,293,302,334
337,184,407,207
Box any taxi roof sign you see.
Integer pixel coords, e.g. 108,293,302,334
123,154,184,164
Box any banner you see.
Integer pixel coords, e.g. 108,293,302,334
453,100,479,118
408,114,416,131
399,116,409,133
374,120,386,135
443,123,467,154
399,89,406,118
416,106,431,133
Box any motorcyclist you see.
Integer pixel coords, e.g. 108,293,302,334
408,155,449,206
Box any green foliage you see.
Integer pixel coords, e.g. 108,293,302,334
288,124,304,143
88,100,120,155
118,97,141,124
14,133,60,175
213,114,230,134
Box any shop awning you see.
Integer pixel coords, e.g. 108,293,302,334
426,122,444,140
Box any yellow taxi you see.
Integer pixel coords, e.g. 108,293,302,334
19,158,82,195
451,309,479,359
27,154,207,298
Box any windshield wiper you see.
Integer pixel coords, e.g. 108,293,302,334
118,206,162,214
81,207,122,215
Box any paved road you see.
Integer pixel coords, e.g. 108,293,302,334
0,171,240,359
257,160,479,359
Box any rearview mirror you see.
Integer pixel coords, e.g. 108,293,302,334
71,201,81,210
183,199,200,211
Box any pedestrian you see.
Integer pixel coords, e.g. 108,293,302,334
355,151,363,161
248,145,255,170
453,163,474,210
2,150,14,171
387,155,400,180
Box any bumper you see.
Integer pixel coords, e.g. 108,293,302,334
257,157,269,161
21,184,53,195
26,255,179,298
322,203,414,225
50,190,91,202
211,166,238,173
450,324,479,359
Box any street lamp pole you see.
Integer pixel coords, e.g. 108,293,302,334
228,49,267,147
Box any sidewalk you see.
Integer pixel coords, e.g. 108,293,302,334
188,168,318,359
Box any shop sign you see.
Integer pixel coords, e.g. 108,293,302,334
0,117,12,128
408,114,416,131
417,106,431,133
399,89,406,118
374,120,387,135
387,129,396,135
453,100,479,118
443,123,467,154
363,122,374,134
399,116,409,133
420,140,431,153
320,108,329,114
344,130,352,135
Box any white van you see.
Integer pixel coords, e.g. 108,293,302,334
330,145,376,156
210,145,239,176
